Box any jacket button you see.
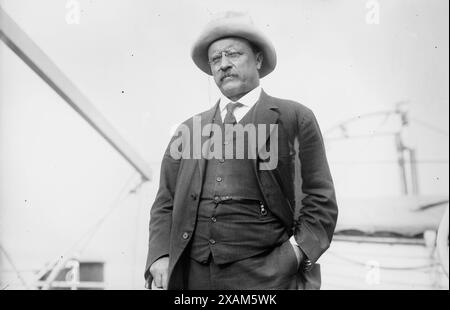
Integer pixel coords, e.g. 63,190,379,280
190,193,198,200
209,239,216,245
216,177,222,182
182,232,189,240
218,158,225,163
211,217,217,223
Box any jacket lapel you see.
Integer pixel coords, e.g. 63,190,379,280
250,90,280,171
198,101,220,185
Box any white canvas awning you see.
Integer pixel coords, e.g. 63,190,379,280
335,195,449,236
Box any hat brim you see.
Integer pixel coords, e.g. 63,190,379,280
191,22,277,78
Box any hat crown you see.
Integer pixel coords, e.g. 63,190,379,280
207,11,254,27
191,11,277,78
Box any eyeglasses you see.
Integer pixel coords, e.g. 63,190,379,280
208,51,244,67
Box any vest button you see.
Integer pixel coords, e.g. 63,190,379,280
182,232,189,240
209,239,216,245
223,141,230,145
216,177,222,182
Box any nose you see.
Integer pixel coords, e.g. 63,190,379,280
219,54,232,71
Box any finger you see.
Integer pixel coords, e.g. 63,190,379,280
151,280,162,290
153,273,163,288
162,270,168,290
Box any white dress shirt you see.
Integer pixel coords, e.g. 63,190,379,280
219,85,262,123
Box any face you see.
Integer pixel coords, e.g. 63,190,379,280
207,37,263,101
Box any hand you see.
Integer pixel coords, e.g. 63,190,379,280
288,238,304,269
149,256,169,290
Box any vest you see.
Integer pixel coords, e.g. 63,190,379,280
189,103,288,264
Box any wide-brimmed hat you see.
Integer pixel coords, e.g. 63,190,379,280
191,11,277,78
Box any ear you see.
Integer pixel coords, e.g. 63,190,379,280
255,52,263,70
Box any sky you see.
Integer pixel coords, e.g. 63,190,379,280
0,0,448,289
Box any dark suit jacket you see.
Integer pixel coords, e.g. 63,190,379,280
145,90,338,289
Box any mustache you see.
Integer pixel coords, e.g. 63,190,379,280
220,72,238,81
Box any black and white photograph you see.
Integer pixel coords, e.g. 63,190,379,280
0,0,448,292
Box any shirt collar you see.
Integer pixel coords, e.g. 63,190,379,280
219,85,262,112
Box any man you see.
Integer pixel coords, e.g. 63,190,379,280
144,11,338,290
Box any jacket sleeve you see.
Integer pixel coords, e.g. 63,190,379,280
293,107,338,264
144,136,181,281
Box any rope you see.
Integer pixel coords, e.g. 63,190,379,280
37,172,140,289
326,250,441,271
0,244,30,289
76,172,142,254
411,117,449,137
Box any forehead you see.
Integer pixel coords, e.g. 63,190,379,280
207,37,252,55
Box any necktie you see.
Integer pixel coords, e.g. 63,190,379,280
223,102,243,124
